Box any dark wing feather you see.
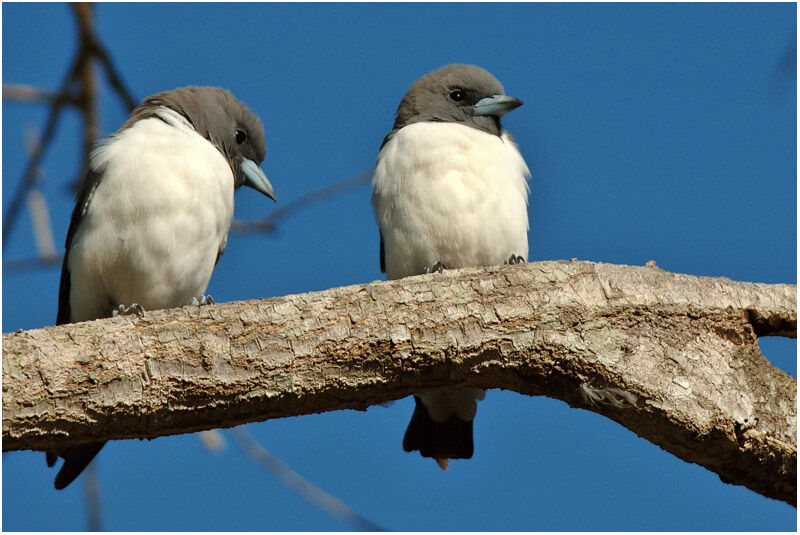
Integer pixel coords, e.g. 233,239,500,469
376,127,398,274
57,170,103,325
379,231,386,273
379,130,395,150
402,395,474,460
52,168,108,490
52,442,105,490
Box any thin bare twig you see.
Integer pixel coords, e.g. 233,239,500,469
2,255,63,274
198,429,226,452
27,190,58,260
231,170,372,233
3,3,137,249
2,84,61,104
83,462,102,531
72,3,99,185
3,7,85,247
91,43,137,112
3,86,72,248
230,427,385,531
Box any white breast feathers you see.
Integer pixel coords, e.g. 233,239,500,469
67,108,235,321
373,121,531,280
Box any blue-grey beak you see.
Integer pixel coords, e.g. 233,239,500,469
473,94,523,118
240,157,276,201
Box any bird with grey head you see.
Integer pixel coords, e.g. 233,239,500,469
372,64,531,469
48,86,276,489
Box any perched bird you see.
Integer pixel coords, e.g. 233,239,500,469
48,86,276,489
372,64,531,469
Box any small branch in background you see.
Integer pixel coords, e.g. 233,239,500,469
203,422,382,530
83,462,102,532
2,130,61,273
3,84,72,248
91,42,137,111
27,190,58,261
2,84,61,104
2,255,63,275
198,429,226,452
232,170,372,234
230,427,385,531
2,2,137,249
72,3,99,186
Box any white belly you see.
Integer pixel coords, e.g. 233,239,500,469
372,121,531,280
67,114,234,322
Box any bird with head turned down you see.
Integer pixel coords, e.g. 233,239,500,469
372,64,531,469
48,86,276,489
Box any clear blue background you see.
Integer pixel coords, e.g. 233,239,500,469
2,2,796,531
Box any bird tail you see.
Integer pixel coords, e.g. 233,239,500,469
46,441,106,490
402,396,474,468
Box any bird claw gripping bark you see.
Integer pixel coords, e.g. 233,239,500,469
424,261,448,274
191,294,215,306
111,303,145,317
506,254,525,265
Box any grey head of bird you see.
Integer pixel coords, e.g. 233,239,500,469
391,63,523,137
123,85,276,201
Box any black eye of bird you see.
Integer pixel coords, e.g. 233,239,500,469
449,89,465,102
235,129,247,144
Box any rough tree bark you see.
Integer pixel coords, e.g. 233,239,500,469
2,260,796,505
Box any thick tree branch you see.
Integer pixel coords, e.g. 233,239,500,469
2,261,796,504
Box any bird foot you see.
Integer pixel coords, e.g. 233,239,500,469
191,295,215,306
506,254,525,265
435,458,449,470
111,303,145,317
424,261,448,274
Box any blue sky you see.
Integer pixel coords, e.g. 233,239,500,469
2,2,796,531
